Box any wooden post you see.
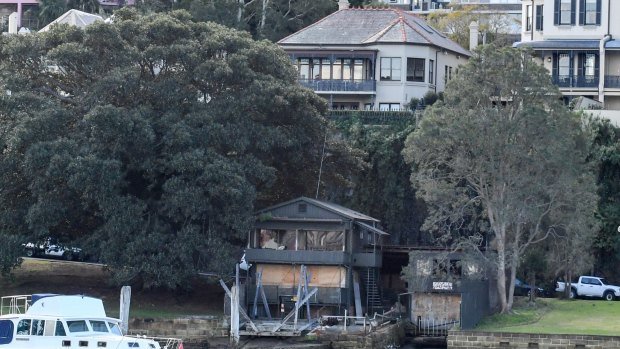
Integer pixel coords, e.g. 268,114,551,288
119,286,131,334
230,285,240,346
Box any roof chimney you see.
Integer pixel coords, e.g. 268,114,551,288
8,12,18,34
338,0,350,10
469,21,479,50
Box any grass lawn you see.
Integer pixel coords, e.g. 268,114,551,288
476,297,620,336
1,258,224,319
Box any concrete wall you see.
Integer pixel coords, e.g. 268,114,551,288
129,316,228,339
448,330,620,349
314,322,405,349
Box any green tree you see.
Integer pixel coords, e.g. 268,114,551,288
402,45,598,313
38,0,68,26
0,9,344,289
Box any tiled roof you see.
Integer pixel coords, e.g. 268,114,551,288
278,8,470,56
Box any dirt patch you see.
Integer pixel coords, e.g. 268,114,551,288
0,258,225,318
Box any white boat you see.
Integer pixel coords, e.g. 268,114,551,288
0,294,182,349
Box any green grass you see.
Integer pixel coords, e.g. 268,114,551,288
476,298,620,336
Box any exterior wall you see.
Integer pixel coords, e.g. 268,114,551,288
373,43,465,108
540,0,610,39
521,0,545,42
448,331,620,349
410,293,461,328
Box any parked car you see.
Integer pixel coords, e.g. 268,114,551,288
23,237,83,261
556,276,620,301
514,278,547,297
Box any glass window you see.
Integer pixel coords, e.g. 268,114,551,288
379,103,401,111
526,5,532,31
90,321,109,333
332,59,342,80
312,59,320,79
320,59,331,80
353,59,364,80
407,58,425,82
584,0,598,25
108,322,122,336
0,320,14,344
54,321,66,336
584,53,596,76
536,5,544,30
558,54,570,76
560,0,572,25
429,59,434,84
66,320,88,333
342,59,352,80
32,319,44,336
298,59,310,80
380,57,401,81
16,319,31,335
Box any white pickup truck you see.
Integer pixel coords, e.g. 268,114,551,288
556,276,620,301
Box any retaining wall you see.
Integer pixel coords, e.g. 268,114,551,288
448,330,620,349
313,322,405,349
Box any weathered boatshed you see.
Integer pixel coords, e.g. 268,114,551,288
244,197,388,318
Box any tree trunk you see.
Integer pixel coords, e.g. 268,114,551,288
496,235,508,313
237,0,244,23
259,0,269,35
506,258,517,311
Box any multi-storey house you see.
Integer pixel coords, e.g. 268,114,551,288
277,3,470,111
515,0,620,123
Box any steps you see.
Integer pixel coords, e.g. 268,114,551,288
360,267,382,313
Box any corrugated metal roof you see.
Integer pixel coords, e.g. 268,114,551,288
356,221,389,236
513,40,600,49
278,8,470,57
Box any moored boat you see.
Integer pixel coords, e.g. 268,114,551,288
0,294,182,349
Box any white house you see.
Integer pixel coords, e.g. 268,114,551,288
277,5,470,111
515,0,620,125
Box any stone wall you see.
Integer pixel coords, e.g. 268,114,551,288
448,330,620,349
312,322,405,349
129,316,229,339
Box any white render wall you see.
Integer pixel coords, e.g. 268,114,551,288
372,43,466,107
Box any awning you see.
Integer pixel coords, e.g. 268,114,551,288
513,40,600,50
356,221,389,236
606,40,620,49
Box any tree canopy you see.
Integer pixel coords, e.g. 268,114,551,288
0,9,345,289
403,45,598,313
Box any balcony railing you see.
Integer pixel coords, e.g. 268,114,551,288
245,248,349,265
299,79,376,93
552,75,599,88
605,75,620,88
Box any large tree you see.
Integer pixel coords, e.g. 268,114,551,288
402,45,598,313
0,9,343,289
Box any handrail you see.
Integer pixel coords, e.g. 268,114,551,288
0,295,31,316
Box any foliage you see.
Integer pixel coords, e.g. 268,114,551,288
38,0,68,26
0,10,345,289
333,118,428,245
403,45,598,313
477,298,620,336
590,119,620,279
426,5,517,49
0,233,23,278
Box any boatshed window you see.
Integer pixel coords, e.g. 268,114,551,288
0,320,14,344
16,319,31,335
90,321,109,332
67,320,88,333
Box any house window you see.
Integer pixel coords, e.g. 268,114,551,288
379,103,401,111
298,58,310,80
583,53,596,77
320,58,331,80
429,59,434,84
526,5,532,31
580,0,600,25
407,58,425,82
558,54,570,77
555,0,575,25
353,59,364,80
535,5,544,30
380,57,401,81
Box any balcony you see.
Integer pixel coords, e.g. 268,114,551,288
299,79,376,93
605,76,620,88
552,75,599,88
245,248,349,265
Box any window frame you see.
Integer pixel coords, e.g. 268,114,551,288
555,0,575,25
406,58,426,82
429,59,434,84
535,5,544,31
378,103,401,111
380,57,402,81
